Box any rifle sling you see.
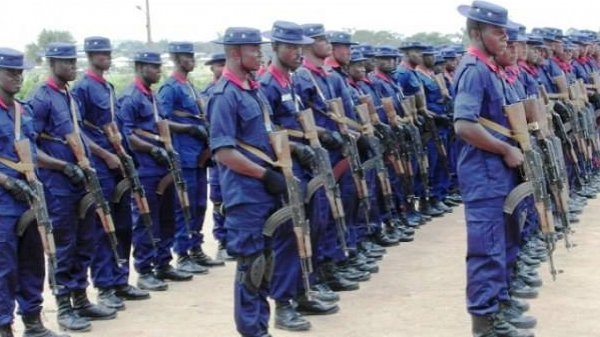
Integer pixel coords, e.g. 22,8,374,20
478,117,531,144
235,140,288,169
0,156,34,174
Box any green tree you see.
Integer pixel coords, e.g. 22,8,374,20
25,29,76,64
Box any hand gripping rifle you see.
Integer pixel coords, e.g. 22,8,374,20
262,130,313,300
65,132,126,267
355,101,402,223
327,98,371,227
103,122,158,249
298,108,349,256
503,102,560,280
523,98,573,249
156,120,194,238
13,138,62,294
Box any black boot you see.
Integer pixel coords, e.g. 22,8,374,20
154,265,193,281
309,283,340,303
431,197,453,213
295,294,340,316
137,272,168,291
189,246,225,267
274,301,311,331
97,288,125,311
493,312,535,337
55,294,91,332
71,289,117,321
114,284,150,300
22,314,69,337
419,198,444,217
0,324,13,337
320,263,359,292
215,242,234,262
177,255,209,274
500,301,537,329
471,314,496,337
373,230,399,247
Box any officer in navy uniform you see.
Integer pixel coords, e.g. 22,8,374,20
158,42,223,275
116,50,193,293
208,27,283,337
323,30,392,272
0,47,68,337
346,49,399,248
293,23,363,293
71,36,150,312
201,52,233,262
454,2,533,336
260,20,340,332
414,46,453,214
29,42,117,333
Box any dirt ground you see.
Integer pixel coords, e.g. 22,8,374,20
11,198,600,337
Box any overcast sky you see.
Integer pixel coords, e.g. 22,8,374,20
1,0,598,51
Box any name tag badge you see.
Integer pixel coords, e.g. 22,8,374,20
281,93,293,102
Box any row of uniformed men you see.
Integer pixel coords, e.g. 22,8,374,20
0,21,464,337
454,1,600,337
2,7,600,337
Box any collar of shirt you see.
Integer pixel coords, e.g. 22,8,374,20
324,56,341,69
267,64,291,89
85,69,106,84
506,65,520,75
577,56,589,65
360,77,374,85
347,77,359,89
0,95,8,110
374,70,392,84
172,72,188,84
467,47,499,74
302,58,327,77
518,61,538,76
133,77,152,96
46,77,67,93
415,65,435,78
222,67,259,90
501,67,518,84
551,56,572,73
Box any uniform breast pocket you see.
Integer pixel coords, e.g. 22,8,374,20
0,124,14,153
137,102,156,122
51,110,73,136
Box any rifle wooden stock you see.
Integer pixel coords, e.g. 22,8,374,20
503,103,532,151
358,95,381,125
551,75,570,100
297,109,322,148
103,122,157,249
297,108,348,255
269,130,313,299
157,120,193,237
355,104,374,137
14,139,60,293
65,132,124,267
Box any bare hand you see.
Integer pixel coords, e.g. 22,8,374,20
502,145,524,168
